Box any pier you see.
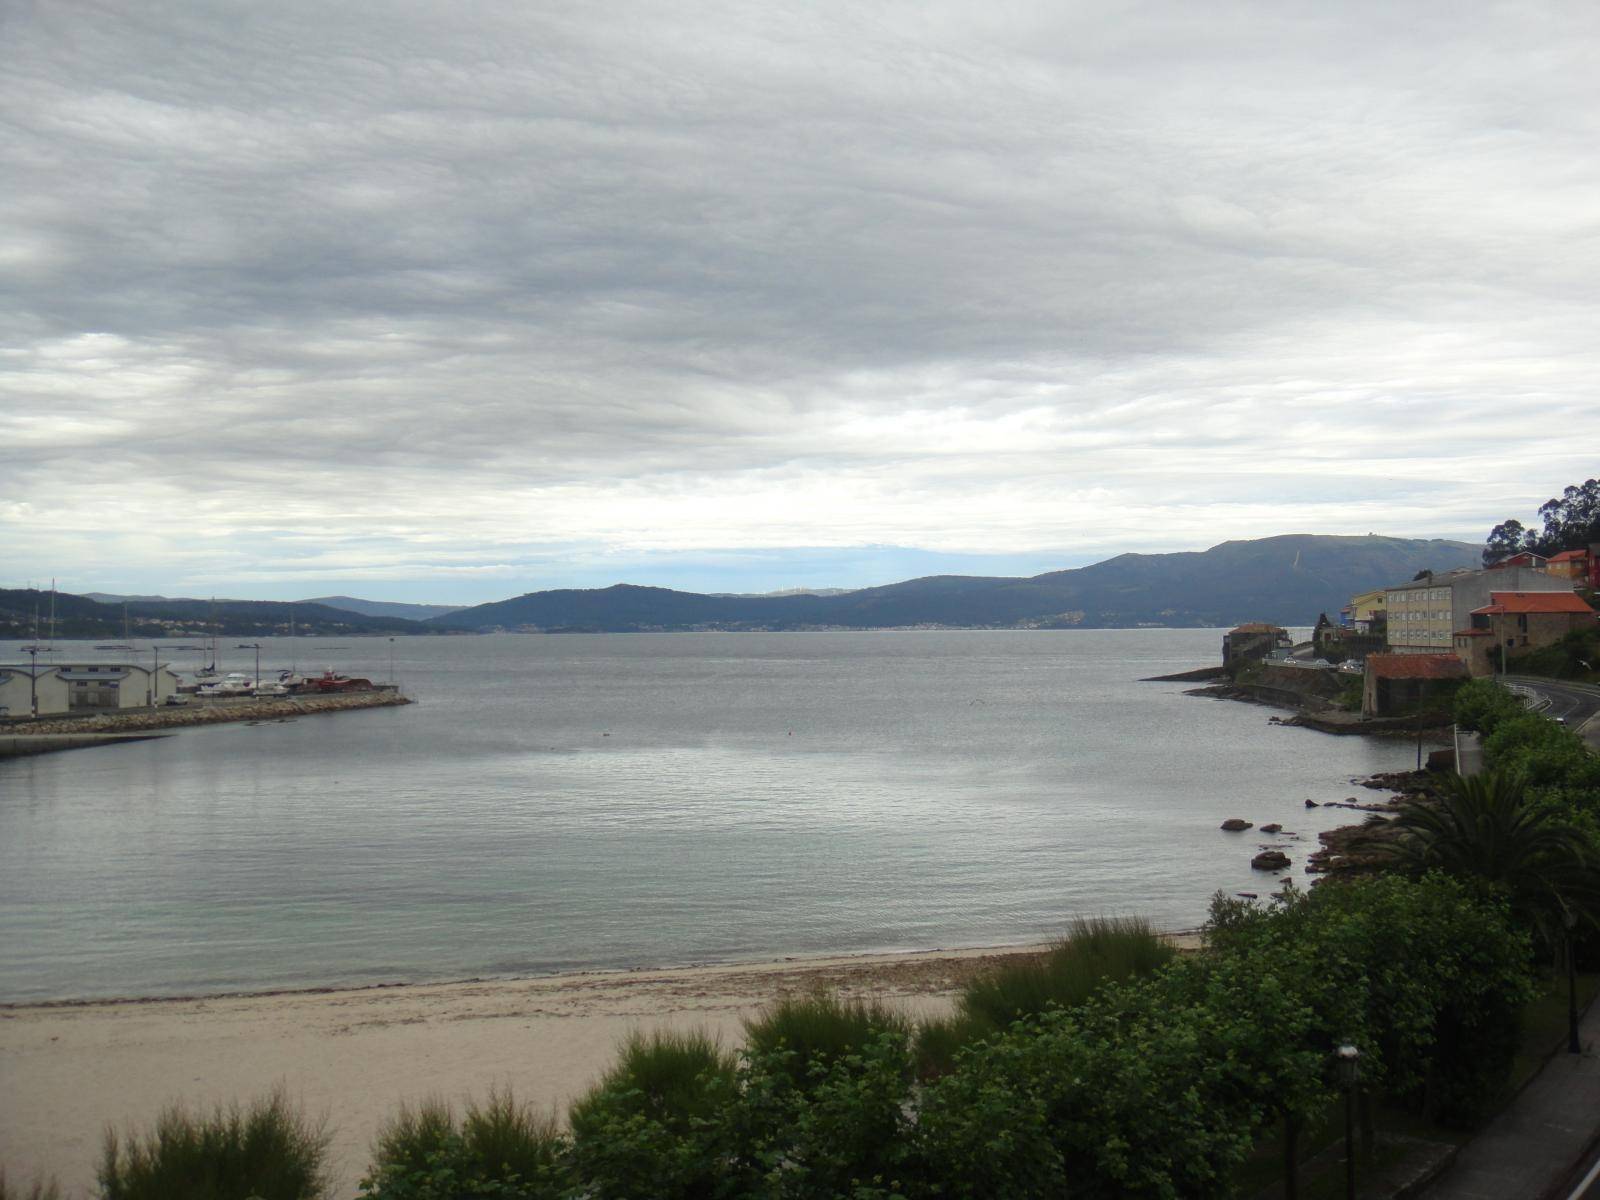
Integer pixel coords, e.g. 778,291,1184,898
0,688,410,756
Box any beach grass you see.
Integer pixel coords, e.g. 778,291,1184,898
99,1088,330,1200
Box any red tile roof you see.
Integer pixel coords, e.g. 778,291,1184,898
1548,549,1589,563
1367,654,1470,680
1474,591,1595,615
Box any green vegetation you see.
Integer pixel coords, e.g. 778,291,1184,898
60,872,1565,1199
570,1029,737,1134
99,1090,330,1200
363,1092,566,1200
1454,679,1600,825
918,916,1174,1077
741,994,909,1091
1483,475,1600,564
1509,626,1600,684
1383,771,1598,939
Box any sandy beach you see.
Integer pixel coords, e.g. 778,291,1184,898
0,941,1120,1198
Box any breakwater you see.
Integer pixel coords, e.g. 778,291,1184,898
1,689,410,743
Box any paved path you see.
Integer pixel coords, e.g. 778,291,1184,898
1417,990,1600,1200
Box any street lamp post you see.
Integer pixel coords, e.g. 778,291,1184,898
1336,1044,1361,1200
1567,909,1582,1055
26,643,38,717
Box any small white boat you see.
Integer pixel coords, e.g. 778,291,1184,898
253,682,290,697
199,672,255,697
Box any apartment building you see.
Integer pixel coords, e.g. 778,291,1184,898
1384,566,1572,654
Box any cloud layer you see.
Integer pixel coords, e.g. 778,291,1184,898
4,1,1597,599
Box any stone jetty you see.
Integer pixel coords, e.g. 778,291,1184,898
1,689,410,751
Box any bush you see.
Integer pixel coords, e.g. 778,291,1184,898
1204,873,1536,1126
912,1011,995,1080
957,918,1174,1034
100,1089,330,1200
742,993,909,1091
740,1031,920,1199
570,1029,736,1136
566,1029,739,1200
363,1091,567,1199
370,1098,456,1179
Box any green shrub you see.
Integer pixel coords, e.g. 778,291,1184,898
370,1098,456,1179
566,1029,739,1200
100,1089,330,1200
461,1092,563,1183
912,1011,996,1080
363,1092,567,1199
742,1030,919,1199
570,1028,736,1135
742,993,909,1090
958,917,1174,1031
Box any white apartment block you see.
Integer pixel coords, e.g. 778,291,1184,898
1385,566,1574,654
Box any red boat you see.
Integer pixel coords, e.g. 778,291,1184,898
299,670,374,693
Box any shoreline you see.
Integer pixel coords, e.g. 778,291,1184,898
9,937,1208,1198
0,931,1206,1011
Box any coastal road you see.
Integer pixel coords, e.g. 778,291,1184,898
1504,675,1600,750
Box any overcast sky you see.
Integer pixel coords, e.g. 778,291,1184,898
3,1,1597,602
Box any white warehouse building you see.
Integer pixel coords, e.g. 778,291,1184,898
0,662,183,718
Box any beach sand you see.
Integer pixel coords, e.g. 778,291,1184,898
0,941,1120,1198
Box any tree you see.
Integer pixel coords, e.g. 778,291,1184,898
1532,477,1600,555
1483,476,1600,563
1483,519,1530,566
1382,771,1600,942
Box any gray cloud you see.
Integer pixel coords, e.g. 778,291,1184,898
3,1,1598,598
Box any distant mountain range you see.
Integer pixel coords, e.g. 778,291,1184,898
301,595,466,621
424,535,1482,632
5,535,1483,640
2,592,424,640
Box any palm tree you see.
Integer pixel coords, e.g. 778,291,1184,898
1383,770,1599,939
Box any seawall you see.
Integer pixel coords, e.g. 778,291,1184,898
0,689,411,746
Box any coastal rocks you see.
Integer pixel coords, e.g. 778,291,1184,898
1304,799,1318,808
1260,823,1283,834
1251,849,1292,871
1220,818,1253,831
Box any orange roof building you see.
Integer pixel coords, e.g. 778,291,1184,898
1454,590,1599,677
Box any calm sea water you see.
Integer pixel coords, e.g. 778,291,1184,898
0,630,1412,1002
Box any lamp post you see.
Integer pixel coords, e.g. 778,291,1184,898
1567,908,1582,1055
388,637,395,686
25,643,38,717
1336,1044,1360,1200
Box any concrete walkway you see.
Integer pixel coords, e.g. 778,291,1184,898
1416,990,1600,1200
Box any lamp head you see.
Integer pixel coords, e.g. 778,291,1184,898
1336,1043,1360,1085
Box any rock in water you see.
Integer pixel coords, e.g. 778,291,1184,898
1260,822,1283,834
1221,818,1254,831
1252,849,1292,871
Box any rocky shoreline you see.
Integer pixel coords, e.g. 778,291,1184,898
1214,767,1437,898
